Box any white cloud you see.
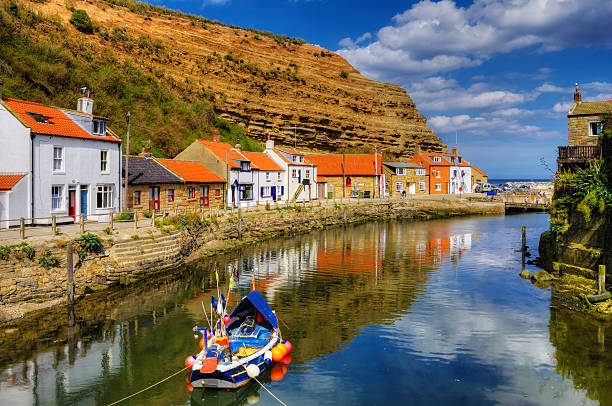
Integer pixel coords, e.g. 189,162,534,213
338,37,354,48
356,32,371,44
535,83,571,93
202,0,230,5
552,102,571,114
338,0,612,80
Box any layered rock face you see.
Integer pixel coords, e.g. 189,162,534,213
31,0,444,157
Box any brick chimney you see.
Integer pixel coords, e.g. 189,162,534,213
452,146,458,155
77,87,94,115
574,83,582,103
212,128,220,142
415,144,421,155
235,140,242,152
265,133,274,150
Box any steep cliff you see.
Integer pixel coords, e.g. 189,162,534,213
0,0,444,157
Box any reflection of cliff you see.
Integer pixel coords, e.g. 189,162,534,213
549,308,612,406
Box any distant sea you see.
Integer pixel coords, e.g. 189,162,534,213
489,178,552,185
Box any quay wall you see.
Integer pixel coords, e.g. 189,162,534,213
0,198,504,321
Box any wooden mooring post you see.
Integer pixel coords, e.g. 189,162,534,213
109,213,114,232
66,242,74,304
599,265,606,294
521,226,526,251
80,215,85,234
20,217,24,240
133,211,138,231
52,215,57,235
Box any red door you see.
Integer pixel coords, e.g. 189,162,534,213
68,190,76,220
149,187,160,211
200,186,209,207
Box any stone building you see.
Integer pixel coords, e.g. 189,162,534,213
306,154,384,199
471,166,488,190
123,155,224,213
410,148,471,195
382,162,428,196
559,84,612,170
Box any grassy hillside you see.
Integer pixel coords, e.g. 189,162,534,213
0,0,264,156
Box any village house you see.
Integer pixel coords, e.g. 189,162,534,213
0,85,122,227
156,159,225,209
306,153,384,199
558,84,612,170
471,166,488,191
264,139,317,203
175,132,284,207
410,147,471,195
382,162,428,196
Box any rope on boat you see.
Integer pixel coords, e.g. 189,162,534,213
241,364,288,406
105,366,189,406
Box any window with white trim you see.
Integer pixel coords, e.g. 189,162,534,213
277,172,282,181
97,185,113,209
53,146,63,172
436,170,441,178
416,168,426,176
93,120,106,135
188,187,196,199
266,172,270,181
395,182,403,191
240,185,253,200
299,156,304,163
134,191,141,205
433,156,441,163
396,168,406,175
51,185,63,210
292,156,297,163
261,186,271,197
292,169,297,178
305,169,310,178
419,181,426,191
100,150,108,173
590,121,603,136
435,183,442,191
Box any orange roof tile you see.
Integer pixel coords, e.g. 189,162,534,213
307,154,382,176
2,98,119,143
157,159,225,183
241,152,282,171
0,174,26,190
471,165,487,176
197,139,250,169
316,175,327,183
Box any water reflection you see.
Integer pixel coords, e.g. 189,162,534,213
0,214,606,405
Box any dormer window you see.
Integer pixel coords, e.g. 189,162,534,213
27,111,53,124
450,157,455,163
458,157,462,163
292,156,297,163
241,161,250,171
299,156,304,163
433,156,441,163
93,120,106,135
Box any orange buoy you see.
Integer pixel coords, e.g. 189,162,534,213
277,343,288,357
283,340,292,354
215,336,229,347
271,346,284,361
186,383,194,392
199,338,205,350
185,374,191,384
185,355,196,369
271,363,287,381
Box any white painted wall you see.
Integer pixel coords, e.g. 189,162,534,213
256,170,285,203
0,176,29,228
450,166,472,194
0,102,33,223
33,135,122,223
227,167,258,208
264,143,317,202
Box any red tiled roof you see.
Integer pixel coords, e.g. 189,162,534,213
471,165,487,176
2,98,120,142
157,159,225,183
197,140,249,169
241,152,282,171
316,175,327,183
273,148,312,166
0,174,26,190
307,154,382,176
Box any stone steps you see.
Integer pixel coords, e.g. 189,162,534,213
110,231,183,266
112,239,180,256
112,232,181,251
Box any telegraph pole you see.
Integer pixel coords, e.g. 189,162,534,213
123,112,131,211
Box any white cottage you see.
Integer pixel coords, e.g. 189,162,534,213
264,139,317,202
0,88,122,226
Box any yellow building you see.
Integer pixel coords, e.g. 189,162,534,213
382,162,429,196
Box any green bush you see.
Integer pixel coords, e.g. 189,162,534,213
69,10,93,34
74,233,103,254
339,70,349,79
22,244,35,260
114,212,134,221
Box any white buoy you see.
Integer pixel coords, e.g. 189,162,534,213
246,364,260,378
264,351,273,364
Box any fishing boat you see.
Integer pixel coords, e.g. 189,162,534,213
186,290,292,390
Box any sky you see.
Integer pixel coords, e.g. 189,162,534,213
148,0,612,179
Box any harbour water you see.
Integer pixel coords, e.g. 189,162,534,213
1,213,611,405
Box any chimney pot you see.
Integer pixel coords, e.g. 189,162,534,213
415,144,422,155
265,136,274,150
452,146,458,155
574,83,582,103
235,140,242,152
212,128,220,142
76,88,94,115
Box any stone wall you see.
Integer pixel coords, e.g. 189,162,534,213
383,168,429,196
127,183,224,213
0,198,504,321
568,116,600,146
325,175,380,198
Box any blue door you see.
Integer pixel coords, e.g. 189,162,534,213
297,170,301,183
271,186,277,201
80,188,88,220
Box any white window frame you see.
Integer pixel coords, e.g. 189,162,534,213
93,120,106,135
419,181,426,191
265,172,270,182
436,170,441,178
396,168,406,175
262,186,271,197
51,185,63,211
100,150,109,173
395,182,403,192
416,168,425,176
435,183,442,191
277,172,282,181
292,156,297,163
305,169,310,178
589,120,603,136
292,169,297,178
53,146,64,173
96,185,113,209
299,156,304,163
433,156,441,163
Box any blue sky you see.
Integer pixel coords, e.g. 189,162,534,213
149,0,612,179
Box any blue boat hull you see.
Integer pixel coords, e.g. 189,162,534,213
190,353,268,389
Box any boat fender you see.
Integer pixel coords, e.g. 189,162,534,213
271,345,284,361
198,338,206,350
223,315,231,324
277,343,288,357
264,351,273,364
279,354,292,365
185,355,197,369
282,340,292,354
246,364,260,378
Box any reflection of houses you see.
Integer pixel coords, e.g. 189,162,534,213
306,153,384,198
382,162,428,196
558,84,611,170
410,147,471,195
0,90,122,225
264,139,317,203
